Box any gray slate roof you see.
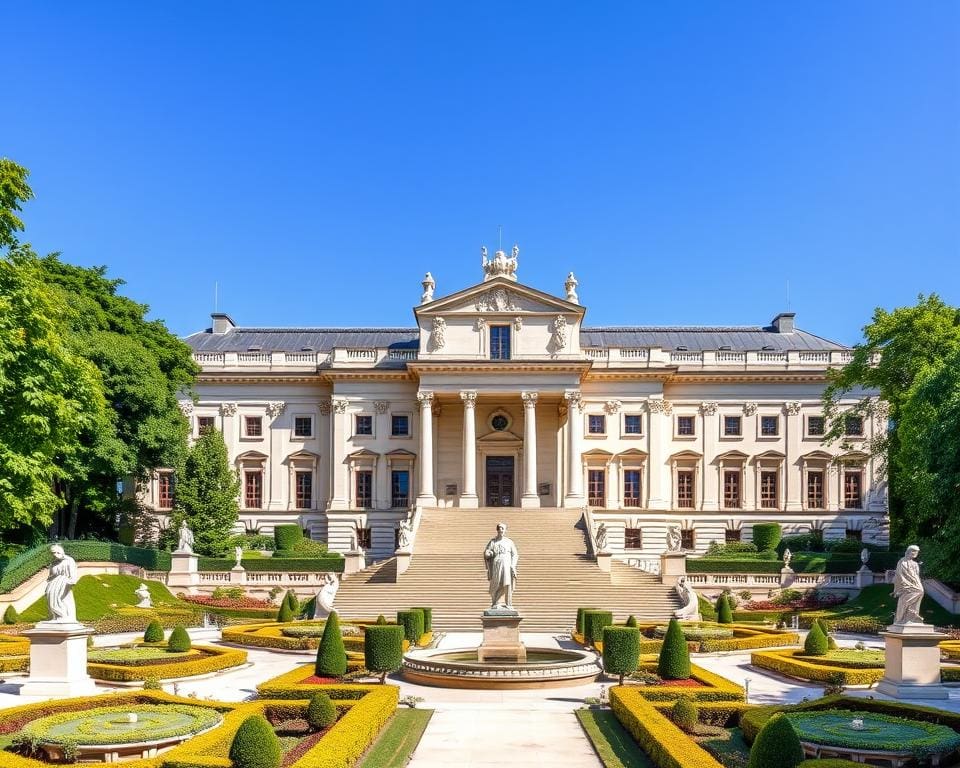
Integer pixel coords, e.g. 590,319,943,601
186,325,847,353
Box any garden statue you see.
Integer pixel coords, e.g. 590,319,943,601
135,582,152,608
783,548,792,569
234,546,243,568
397,518,412,550
176,521,195,554
861,547,870,567
45,544,79,623
314,573,339,618
666,525,682,552
673,576,700,621
595,521,608,553
893,544,924,625
484,522,519,610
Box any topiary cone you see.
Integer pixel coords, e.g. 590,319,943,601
277,601,294,623
167,625,191,652
230,714,282,768
657,618,691,680
804,620,829,656
716,594,734,624
3,605,18,625
315,611,347,677
747,713,803,768
284,589,299,615
143,619,164,643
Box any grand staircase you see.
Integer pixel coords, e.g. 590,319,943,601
334,507,682,631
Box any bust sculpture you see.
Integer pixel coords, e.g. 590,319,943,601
860,547,870,567
484,522,519,610
176,521,195,554
893,544,924,625
45,544,79,623
666,526,682,552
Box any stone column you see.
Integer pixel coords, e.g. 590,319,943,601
329,398,349,510
564,390,585,506
646,399,671,510
521,391,540,508
785,402,803,511
417,391,437,505
266,401,286,510
460,391,479,508
700,402,719,511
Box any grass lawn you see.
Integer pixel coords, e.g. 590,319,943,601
694,727,750,768
814,584,959,628
359,708,433,768
576,709,654,768
18,574,192,622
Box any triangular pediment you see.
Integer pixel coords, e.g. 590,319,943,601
416,276,584,317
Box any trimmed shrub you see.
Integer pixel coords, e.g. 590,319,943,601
364,624,405,683
625,615,638,628
657,618,691,680
803,621,829,656
143,619,164,643
306,691,337,730
397,609,425,646
584,610,614,647
3,605,18,624
230,714,282,768
167,625,191,652
142,676,161,690
716,594,734,624
284,590,299,615
376,614,387,625
413,606,432,632
747,713,803,768
671,697,699,732
277,601,294,623
752,523,782,553
602,626,640,684
274,524,304,552
315,611,347,677
577,606,597,635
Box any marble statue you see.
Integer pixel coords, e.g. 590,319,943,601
783,548,793,569
674,576,700,621
595,522,608,553
176,521,195,554
45,544,79,623
481,245,519,281
314,573,339,618
893,545,924,625
397,519,412,550
420,272,435,304
135,583,152,609
484,522,519,610
234,546,243,568
564,272,579,303
861,547,870,567
666,526,682,552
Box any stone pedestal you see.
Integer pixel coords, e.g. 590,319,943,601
478,610,527,663
596,551,612,573
167,551,199,594
20,622,96,697
344,550,366,576
780,567,795,588
855,565,873,589
876,623,949,699
659,552,687,586
395,549,412,577
229,566,246,585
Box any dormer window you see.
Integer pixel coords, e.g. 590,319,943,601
490,325,511,360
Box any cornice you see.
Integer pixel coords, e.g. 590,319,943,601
407,360,593,376
198,373,324,385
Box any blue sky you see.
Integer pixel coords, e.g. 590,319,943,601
5,2,958,344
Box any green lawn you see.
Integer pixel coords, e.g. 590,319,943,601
814,584,959,628
359,709,433,768
576,709,654,768
695,727,750,768
18,574,191,622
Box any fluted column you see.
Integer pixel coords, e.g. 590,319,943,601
564,390,585,507
521,391,540,508
416,391,437,505
329,398,349,510
460,391,479,508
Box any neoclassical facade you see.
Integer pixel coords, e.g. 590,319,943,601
149,249,887,559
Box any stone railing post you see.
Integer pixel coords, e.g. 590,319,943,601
660,551,687,586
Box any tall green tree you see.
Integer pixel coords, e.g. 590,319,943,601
0,159,33,248
172,430,240,556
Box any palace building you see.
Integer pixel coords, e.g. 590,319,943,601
153,248,888,560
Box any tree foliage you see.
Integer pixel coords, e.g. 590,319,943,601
0,159,32,248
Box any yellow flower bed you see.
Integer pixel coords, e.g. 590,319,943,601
575,623,798,654
221,621,365,652
941,640,960,660
630,662,745,702
751,648,885,685
0,634,29,656
87,644,248,682
610,686,725,768
649,700,751,727
256,664,385,699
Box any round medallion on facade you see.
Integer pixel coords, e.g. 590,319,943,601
490,412,511,431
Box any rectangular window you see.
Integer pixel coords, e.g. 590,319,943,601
725,528,742,543
391,470,409,508
760,415,779,437
723,416,742,437
356,470,373,509
676,415,695,436
807,470,825,509
197,416,215,435
294,416,313,438
356,527,372,549
157,472,174,508
677,470,694,508
588,469,606,507
844,415,864,437
355,415,373,436
623,414,642,435
723,470,741,509
244,471,263,508
588,414,606,435
391,414,409,437
760,470,778,508
245,416,263,437
624,527,643,549
623,470,642,507
844,471,862,509
490,325,511,360
807,416,825,437
295,471,312,509
681,528,695,550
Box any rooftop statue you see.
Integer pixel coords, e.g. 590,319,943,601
482,244,519,282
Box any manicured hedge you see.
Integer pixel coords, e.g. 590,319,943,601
584,610,614,646
364,624,404,682
88,644,247,682
316,612,347,677
397,609,425,645
197,556,344,573
658,619,691,680
602,626,640,684
0,634,30,656
750,649,885,686
412,606,432,632
274,524,304,551
752,523,782,553
688,559,784,574
687,552,896,575
221,622,366,655
256,667,387,700
633,662,745,703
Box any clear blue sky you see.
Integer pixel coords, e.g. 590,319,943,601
5,2,959,344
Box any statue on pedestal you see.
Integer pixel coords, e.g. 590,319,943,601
176,521,195,554
234,546,243,568
135,583,152,608
45,545,79,623
484,522,519,610
893,544,924,625
783,548,793,570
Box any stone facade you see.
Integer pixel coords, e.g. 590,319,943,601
145,249,887,559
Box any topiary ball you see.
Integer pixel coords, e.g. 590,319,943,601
306,691,337,730
747,713,804,768
230,714,282,768
717,594,734,624
804,621,829,656
315,611,347,677
670,697,698,732
657,618,691,680
167,625,191,652
3,605,18,625
143,619,164,643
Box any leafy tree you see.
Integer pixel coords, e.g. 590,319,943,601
171,430,240,556
0,158,32,248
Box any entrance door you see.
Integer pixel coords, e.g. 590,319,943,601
485,456,515,507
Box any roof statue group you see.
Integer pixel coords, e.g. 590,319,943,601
481,245,520,282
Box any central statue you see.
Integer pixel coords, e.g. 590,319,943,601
484,522,519,610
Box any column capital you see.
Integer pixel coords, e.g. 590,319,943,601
648,398,673,415
417,391,434,408
521,391,539,408
784,401,802,416
460,390,478,408
699,401,718,416
564,390,584,412
332,397,348,415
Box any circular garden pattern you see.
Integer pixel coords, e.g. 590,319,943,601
786,710,960,758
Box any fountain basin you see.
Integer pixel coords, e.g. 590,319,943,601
402,647,601,689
